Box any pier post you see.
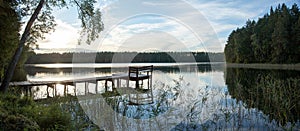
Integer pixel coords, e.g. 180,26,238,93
46,85,49,98
54,84,57,97
105,80,108,92
64,84,67,96
74,82,77,96
85,82,89,95
96,81,98,94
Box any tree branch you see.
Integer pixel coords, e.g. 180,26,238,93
0,0,45,92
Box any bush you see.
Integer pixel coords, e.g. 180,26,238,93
0,92,72,130
0,110,39,130
35,104,71,130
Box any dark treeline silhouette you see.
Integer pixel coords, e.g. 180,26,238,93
225,3,300,64
24,63,225,77
26,52,224,64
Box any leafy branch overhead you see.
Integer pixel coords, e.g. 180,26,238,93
74,0,104,44
11,0,104,46
0,0,104,92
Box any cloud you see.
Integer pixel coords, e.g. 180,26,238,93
37,19,79,49
191,1,260,20
95,16,206,52
183,0,292,49
39,0,293,53
117,31,192,52
94,0,224,52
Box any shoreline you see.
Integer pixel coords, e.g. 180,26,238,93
226,63,300,70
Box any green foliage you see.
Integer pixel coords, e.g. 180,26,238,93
1,0,104,91
8,0,104,46
34,104,72,130
0,1,37,81
0,92,72,130
58,96,101,130
0,1,20,79
28,95,101,130
225,3,300,64
75,0,104,44
0,110,40,130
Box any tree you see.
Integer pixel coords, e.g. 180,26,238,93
0,1,20,80
290,4,300,62
271,4,290,63
225,3,300,64
234,20,255,63
291,16,300,62
0,0,104,92
224,31,237,63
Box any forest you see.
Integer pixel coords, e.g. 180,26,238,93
224,3,300,64
26,52,224,64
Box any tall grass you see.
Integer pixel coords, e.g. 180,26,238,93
227,68,300,128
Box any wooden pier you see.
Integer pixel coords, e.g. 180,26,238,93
7,76,109,87
1,65,154,105
5,65,153,89
2,75,128,95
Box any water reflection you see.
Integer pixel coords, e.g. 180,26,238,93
23,63,300,130
226,68,300,127
24,63,224,82
25,63,224,78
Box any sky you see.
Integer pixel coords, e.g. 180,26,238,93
35,0,299,53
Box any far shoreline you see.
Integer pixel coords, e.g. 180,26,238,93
226,63,300,70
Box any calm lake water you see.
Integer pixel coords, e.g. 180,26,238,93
21,63,300,130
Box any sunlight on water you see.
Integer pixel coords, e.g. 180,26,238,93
23,63,300,130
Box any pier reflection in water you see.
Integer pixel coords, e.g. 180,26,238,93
23,63,300,130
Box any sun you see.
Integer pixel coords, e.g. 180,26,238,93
37,20,79,49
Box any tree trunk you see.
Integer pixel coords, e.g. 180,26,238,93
0,0,45,92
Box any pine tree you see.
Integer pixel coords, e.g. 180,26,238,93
291,16,300,62
271,4,290,63
225,3,299,64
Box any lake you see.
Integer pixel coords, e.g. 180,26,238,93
20,63,300,130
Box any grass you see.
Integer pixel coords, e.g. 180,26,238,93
0,87,72,130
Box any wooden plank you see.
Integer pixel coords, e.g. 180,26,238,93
3,75,127,88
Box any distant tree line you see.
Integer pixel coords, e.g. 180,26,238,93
26,52,224,64
225,3,300,64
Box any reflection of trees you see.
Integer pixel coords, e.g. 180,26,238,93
26,52,225,64
25,63,225,76
226,68,300,125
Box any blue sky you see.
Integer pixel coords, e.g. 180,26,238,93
35,0,299,53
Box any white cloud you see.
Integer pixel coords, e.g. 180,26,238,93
95,16,206,52
117,31,187,52
94,0,224,52
39,0,293,53
182,0,292,50
37,19,79,49
191,1,260,20
96,0,119,11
